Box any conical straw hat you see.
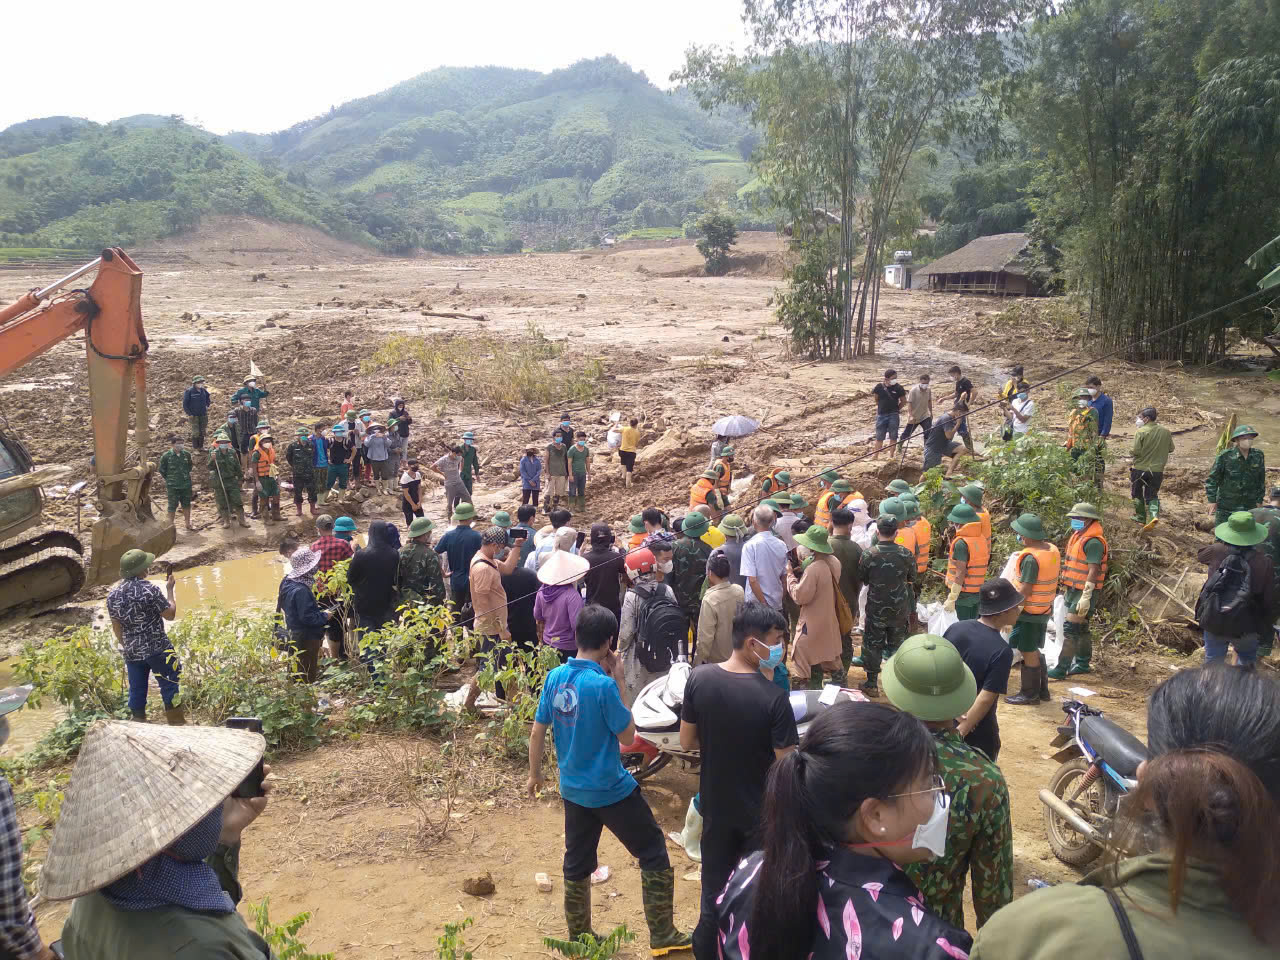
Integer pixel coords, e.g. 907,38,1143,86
41,720,265,901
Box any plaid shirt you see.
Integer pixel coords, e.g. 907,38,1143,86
311,535,355,574
0,778,41,957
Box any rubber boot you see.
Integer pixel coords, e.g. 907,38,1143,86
182,506,194,531
806,667,825,690
563,878,600,943
1143,498,1161,532
1039,660,1051,701
217,511,231,529
640,868,692,956
667,797,703,862
1129,498,1147,524
1005,665,1040,705
1068,626,1093,675
271,497,283,522
1048,623,1077,680
130,710,147,722
164,706,186,726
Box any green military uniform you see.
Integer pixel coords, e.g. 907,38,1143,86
1250,499,1280,657
1206,442,1266,525
208,440,244,525
399,540,446,607
904,729,1013,930
230,384,269,409
1130,419,1174,523
157,447,193,513
672,524,713,629
460,438,481,495
855,539,917,691
285,435,317,506
830,533,863,672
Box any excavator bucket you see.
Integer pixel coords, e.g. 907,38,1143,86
84,500,176,587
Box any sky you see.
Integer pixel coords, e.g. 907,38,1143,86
2,0,751,135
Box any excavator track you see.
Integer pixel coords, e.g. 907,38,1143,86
0,531,83,566
0,552,85,618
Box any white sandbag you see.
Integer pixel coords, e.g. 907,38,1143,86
999,549,1020,584
925,601,958,637
1043,595,1066,670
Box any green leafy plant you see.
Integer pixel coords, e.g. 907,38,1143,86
250,898,333,960
350,603,459,731
472,641,562,758
437,916,474,960
15,626,126,714
544,924,636,959
695,212,739,275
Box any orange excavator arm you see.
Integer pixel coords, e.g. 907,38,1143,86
0,249,173,585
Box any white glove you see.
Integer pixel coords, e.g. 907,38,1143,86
1075,582,1094,617
943,583,961,614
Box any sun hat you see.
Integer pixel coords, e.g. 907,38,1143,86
491,511,512,528
831,479,857,494
408,516,435,538
720,445,736,458
628,514,645,534
958,483,984,507
681,511,710,539
784,492,810,511
718,514,748,538
334,516,357,533
119,549,154,579
453,503,477,522
882,634,977,724
947,502,979,525
482,525,508,546
538,550,590,586
886,479,912,496
40,721,266,901
1215,511,1268,547
1231,424,1259,440
794,525,834,555
287,546,321,579
1010,513,1048,540
978,578,1024,617
1066,502,1101,521
699,469,720,482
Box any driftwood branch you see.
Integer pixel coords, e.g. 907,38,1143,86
422,311,487,321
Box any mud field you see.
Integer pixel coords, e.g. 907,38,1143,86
4,225,1276,957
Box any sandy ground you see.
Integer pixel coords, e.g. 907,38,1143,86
4,224,1273,956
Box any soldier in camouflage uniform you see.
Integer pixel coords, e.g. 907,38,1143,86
853,508,917,697
884,633,1013,931
398,516,446,608
1206,424,1266,526
208,431,248,528
672,511,713,637
1250,484,1280,658
286,427,318,517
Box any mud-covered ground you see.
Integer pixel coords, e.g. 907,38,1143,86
5,224,1275,957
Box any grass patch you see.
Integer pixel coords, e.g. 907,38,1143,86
619,227,683,241
0,247,93,262
360,321,605,412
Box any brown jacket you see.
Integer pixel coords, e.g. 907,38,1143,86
787,553,843,677
694,581,745,666
469,554,508,636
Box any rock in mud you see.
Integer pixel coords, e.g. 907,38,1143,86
462,872,496,896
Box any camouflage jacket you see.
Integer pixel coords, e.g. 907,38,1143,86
905,729,1013,931
157,449,193,490
1206,447,1265,512
398,542,446,607
671,537,712,617
857,540,917,626
208,447,241,486
285,440,315,479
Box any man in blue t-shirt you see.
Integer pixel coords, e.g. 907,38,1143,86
529,604,691,955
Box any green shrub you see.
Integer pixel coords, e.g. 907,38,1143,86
473,641,561,759
250,898,333,960
15,626,126,715
544,924,636,959
438,917,474,960
695,212,738,275
344,603,459,731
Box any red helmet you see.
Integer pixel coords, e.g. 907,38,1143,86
625,548,656,576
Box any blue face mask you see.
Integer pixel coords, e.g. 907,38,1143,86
1017,392,1028,401
1070,518,1087,531
464,439,474,446
756,639,784,669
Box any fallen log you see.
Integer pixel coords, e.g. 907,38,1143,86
422,310,487,321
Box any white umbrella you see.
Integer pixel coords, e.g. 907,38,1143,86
711,415,760,438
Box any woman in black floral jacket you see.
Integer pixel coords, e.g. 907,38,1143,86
714,700,972,960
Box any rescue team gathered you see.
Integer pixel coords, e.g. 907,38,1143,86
1,367,1276,960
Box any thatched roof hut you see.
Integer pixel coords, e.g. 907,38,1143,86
915,233,1042,295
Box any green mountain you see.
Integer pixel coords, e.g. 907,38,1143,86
0,56,757,255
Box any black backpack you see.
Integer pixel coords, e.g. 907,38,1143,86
1196,549,1254,635
633,583,687,673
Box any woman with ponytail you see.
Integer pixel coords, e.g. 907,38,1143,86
714,700,973,960
972,665,1280,959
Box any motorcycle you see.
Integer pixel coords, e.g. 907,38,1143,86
621,662,844,781
1041,698,1148,867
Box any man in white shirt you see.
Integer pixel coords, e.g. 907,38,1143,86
900,373,934,446
1010,382,1035,436
740,505,788,611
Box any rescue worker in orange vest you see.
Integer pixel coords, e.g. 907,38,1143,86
711,445,735,495
886,478,912,498
1005,513,1061,705
829,479,862,527
760,468,790,496
1049,502,1108,679
879,497,916,560
1066,387,1103,489
249,430,282,523
690,470,731,510
942,502,990,621
958,483,992,541
626,514,647,551
897,494,931,575
814,476,860,529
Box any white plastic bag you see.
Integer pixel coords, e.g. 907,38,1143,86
857,585,869,633
1043,595,1066,670
925,601,958,637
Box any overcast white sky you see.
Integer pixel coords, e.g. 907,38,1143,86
3,0,750,135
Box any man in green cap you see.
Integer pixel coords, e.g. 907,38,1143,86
1005,513,1060,705
1250,485,1280,660
886,634,1013,930
1049,502,1108,679
208,431,248,528
250,431,282,523
1195,510,1276,667
673,511,714,641
1130,406,1173,527
1206,424,1266,527
829,507,864,675
399,516,446,609
181,375,211,450
900,493,931,576
944,502,989,621
157,434,195,532
713,513,749,587
760,468,790,496
107,549,183,723
854,509,918,696
711,444,735,496
460,430,482,497
286,427,318,517
231,374,268,410
958,482,991,541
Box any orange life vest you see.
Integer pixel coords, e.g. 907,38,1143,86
976,509,992,541
690,477,716,507
816,490,839,529
910,517,932,574
627,532,646,551
1066,408,1096,450
714,458,733,493
1061,522,1108,590
894,523,918,561
1014,543,1061,616
254,444,276,477
762,469,789,494
946,521,990,592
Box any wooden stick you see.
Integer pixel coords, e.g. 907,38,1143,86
422,311,487,321
1134,571,1196,616
1154,565,1191,621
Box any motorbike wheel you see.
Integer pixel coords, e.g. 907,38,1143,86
623,750,671,783
1045,756,1106,867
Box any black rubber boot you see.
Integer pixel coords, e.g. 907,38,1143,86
1005,665,1040,705
1039,660,1051,701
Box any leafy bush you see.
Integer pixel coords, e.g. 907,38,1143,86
437,917,474,960
544,924,636,959
773,234,846,358
15,626,126,715
695,212,739,275
250,898,333,960
472,641,562,759
342,603,459,731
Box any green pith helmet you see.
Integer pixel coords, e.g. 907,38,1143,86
831,479,856,494
819,469,840,485
1010,513,1048,541
1074,387,1092,399
886,479,912,496
762,499,783,513
718,514,747,537
491,511,512,528
1215,511,1268,547
629,514,646,534
947,502,979,525
784,492,810,511
882,634,978,723
119,549,155,579
878,496,906,520
407,516,435,538
452,503,476,522
681,511,710,539
699,469,720,481
1067,502,1101,521
720,445,735,458
900,495,921,519
1231,424,1259,440
295,428,308,437
958,483,984,508
794,524,834,554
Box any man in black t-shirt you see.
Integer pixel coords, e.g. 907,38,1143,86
943,578,1022,761
871,368,907,459
948,364,976,454
501,560,541,654
922,402,967,475
680,602,799,960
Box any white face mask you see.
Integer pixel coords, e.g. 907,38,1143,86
247,381,256,389
1076,400,1089,409
912,791,951,859
660,560,673,574
1087,388,1098,397
1238,439,1253,452
1136,417,1145,427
